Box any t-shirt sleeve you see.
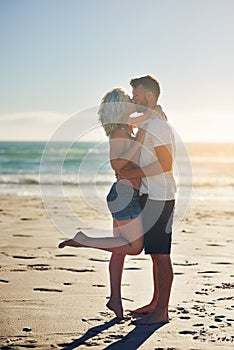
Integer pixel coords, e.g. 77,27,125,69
149,120,173,147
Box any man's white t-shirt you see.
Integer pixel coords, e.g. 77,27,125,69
139,117,176,200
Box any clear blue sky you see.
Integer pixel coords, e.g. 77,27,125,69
1,0,233,141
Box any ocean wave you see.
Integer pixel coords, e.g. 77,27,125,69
0,175,233,188
0,175,113,187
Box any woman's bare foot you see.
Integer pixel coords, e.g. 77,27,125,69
58,231,87,249
130,302,157,315
106,298,123,319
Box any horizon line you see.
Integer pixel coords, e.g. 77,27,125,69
0,139,234,144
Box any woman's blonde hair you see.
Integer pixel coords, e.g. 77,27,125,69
98,88,130,137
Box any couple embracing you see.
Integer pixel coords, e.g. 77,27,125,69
59,75,176,325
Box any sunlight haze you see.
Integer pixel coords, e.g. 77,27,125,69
0,0,233,142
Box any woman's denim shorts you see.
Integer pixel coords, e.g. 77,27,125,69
107,182,142,221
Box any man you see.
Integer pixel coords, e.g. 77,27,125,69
120,75,176,325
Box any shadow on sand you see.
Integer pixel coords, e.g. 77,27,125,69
61,317,165,350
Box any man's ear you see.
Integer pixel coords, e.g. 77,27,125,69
146,90,154,102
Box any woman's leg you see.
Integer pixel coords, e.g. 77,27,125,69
59,218,143,318
106,219,125,318
107,252,125,319
58,217,143,256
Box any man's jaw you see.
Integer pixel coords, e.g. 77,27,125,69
135,105,149,113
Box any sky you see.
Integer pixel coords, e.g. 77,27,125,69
0,0,234,142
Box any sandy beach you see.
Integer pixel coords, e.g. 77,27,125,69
0,193,233,349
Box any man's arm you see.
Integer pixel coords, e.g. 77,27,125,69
119,144,173,178
110,127,146,172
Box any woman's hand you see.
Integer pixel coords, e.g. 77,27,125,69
115,171,120,181
135,126,146,144
118,164,142,179
119,167,143,179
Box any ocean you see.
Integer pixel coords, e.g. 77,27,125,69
0,141,233,202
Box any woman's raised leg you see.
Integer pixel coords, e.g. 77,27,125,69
58,217,143,256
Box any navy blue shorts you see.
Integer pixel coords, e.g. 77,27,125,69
140,194,175,254
107,182,141,221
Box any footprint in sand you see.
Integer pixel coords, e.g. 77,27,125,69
13,234,32,237
197,270,220,274
13,255,36,260
82,317,102,322
55,254,77,257
83,341,100,347
215,296,234,301
181,229,194,233
215,282,234,289
56,267,95,273
174,262,198,266
92,284,106,287
22,327,32,332
27,264,51,271
33,287,63,293
89,258,109,262
211,262,232,265
195,288,209,295
206,243,224,247
176,307,189,314
106,334,124,340
57,343,71,347
179,330,197,335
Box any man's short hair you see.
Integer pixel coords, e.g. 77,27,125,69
130,75,160,100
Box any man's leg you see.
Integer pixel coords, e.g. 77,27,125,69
130,254,158,314
134,253,173,324
131,193,158,314
132,199,174,320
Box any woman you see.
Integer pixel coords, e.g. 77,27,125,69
58,88,145,319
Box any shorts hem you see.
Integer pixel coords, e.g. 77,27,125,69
112,213,142,221
144,250,171,255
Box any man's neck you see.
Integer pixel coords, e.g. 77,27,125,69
147,101,157,110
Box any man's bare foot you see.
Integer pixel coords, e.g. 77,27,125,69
58,231,87,249
132,308,169,325
130,302,156,315
106,298,123,319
